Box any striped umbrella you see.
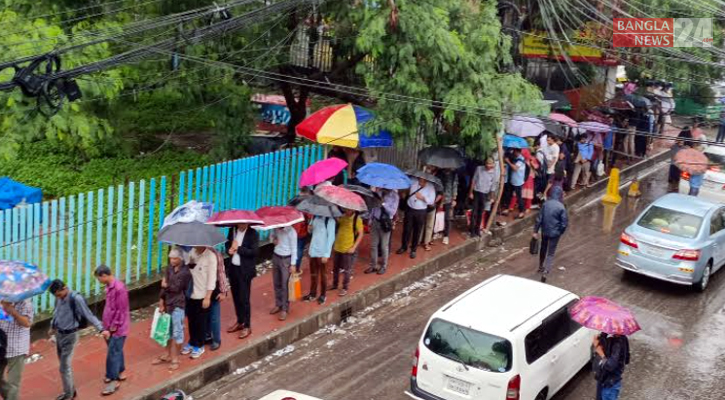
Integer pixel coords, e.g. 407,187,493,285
295,104,393,149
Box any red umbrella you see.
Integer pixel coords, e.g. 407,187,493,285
299,158,348,187
314,185,367,212
206,210,263,226
254,206,304,231
549,113,578,128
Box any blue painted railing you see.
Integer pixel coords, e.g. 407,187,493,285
0,144,325,312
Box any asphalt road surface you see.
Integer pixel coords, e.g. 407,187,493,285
192,165,725,400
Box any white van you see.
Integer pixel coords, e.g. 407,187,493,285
258,390,324,400
407,274,592,400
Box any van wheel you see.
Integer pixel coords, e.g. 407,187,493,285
695,262,712,293
535,389,548,400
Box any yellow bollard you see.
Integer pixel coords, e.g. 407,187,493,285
628,177,642,197
602,167,622,205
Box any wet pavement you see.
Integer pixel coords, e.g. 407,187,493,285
191,165,725,400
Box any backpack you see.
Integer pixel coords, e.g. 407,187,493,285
69,293,89,330
378,208,393,233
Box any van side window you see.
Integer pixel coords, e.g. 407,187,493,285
525,301,581,364
524,325,546,364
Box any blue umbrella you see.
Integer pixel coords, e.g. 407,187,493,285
503,134,529,149
357,162,412,190
0,260,51,303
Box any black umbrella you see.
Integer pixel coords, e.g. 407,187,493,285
418,147,465,169
343,184,382,209
406,169,443,190
543,121,566,138
295,195,343,218
543,90,572,110
157,221,226,247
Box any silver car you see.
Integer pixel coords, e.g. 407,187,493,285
616,193,725,292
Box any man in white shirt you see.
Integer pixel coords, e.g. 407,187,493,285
269,226,297,321
396,177,436,259
544,135,560,196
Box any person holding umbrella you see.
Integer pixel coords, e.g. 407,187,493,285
224,221,260,340
296,196,340,305
153,248,191,371
397,172,438,259
0,299,33,400
365,187,399,275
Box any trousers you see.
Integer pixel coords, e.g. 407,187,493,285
56,331,79,397
205,299,221,345
502,183,524,213
369,219,391,270
186,298,209,348
596,380,622,400
470,191,488,235
105,336,126,381
272,254,291,311
571,161,591,188
228,266,254,328
0,355,25,400
333,251,354,290
539,235,562,275
401,208,426,252
308,257,328,297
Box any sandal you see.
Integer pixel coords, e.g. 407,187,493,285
516,214,525,220
102,382,120,396
168,361,180,371
424,245,432,251
152,356,171,365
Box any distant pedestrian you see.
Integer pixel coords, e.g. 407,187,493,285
717,107,725,143
204,248,228,351
668,139,684,187
532,186,568,283
689,172,704,196
571,134,594,189
292,188,312,274
303,215,336,305
396,177,436,259
468,158,498,237
0,299,33,400
436,168,458,245
225,223,259,339
183,247,216,360
49,279,103,399
332,209,364,297
422,166,443,250
269,226,297,321
95,265,130,396
365,188,398,275
153,248,191,371
593,333,630,400
501,148,526,219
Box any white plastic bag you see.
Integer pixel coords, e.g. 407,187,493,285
162,201,214,229
433,211,445,233
596,162,605,177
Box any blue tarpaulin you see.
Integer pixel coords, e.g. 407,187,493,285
0,178,42,210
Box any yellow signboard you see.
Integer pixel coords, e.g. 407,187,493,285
520,28,617,65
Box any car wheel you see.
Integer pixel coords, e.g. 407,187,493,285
535,389,548,400
695,263,712,293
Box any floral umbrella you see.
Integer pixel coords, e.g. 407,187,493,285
569,296,641,336
674,148,709,175
0,261,50,303
314,185,367,212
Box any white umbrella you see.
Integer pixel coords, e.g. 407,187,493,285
506,116,545,138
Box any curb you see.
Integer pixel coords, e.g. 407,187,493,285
134,151,669,399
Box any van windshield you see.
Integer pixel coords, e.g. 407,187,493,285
423,319,512,373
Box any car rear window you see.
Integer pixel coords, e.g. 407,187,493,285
423,318,512,373
637,205,703,238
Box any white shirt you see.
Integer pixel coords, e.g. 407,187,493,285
231,228,247,266
188,248,217,300
545,143,560,174
271,226,298,265
407,181,436,210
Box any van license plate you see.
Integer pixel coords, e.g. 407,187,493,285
446,377,471,395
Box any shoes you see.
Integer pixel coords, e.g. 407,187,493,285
329,285,338,291
410,251,417,259
443,237,449,245
56,390,77,400
278,311,288,321
317,295,326,305
377,268,387,275
210,342,221,351
227,323,243,333
395,248,407,255
180,344,193,355
269,306,282,315
339,289,348,297
238,328,252,339
190,347,205,359
540,275,547,283
302,294,314,302
364,267,377,274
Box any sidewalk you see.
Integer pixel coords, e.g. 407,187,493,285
20,223,469,399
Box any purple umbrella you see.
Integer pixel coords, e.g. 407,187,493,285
579,121,611,133
569,296,641,336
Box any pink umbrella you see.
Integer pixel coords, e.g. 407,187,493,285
674,148,709,175
299,158,348,187
549,113,578,128
569,296,641,336
579,121,610,133
206,210,263,226
253,206,304,231
314,185,367,212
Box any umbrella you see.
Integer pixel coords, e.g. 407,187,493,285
299,158,348,187
254,206,305,231
580,121,611,133
624,94,651,109
406,169,443,190
206,210,263,226
549,113,578,127
543,90,572,111
569,296,641,336
506,116,545,138
503,134,529,149
162,201,214,229
157,221,226,247
356,163,412,190
295,195,343,218
543,121,566,138
296,104,393,149
0,260,50,303
314,185,367,212
418,147,465,169
605,98,634,111
343,184,382,209
674,148,709,175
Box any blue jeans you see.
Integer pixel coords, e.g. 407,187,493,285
205,299,221,345
105,336,126,381
597,381,622,400
170,307,185,345
296,237,307,271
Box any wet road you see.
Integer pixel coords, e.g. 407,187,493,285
192,165,725,400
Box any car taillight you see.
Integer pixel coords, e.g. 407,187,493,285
681,171,690,181
506,374,521,400
673,249,700,261
620,232,638,249
411,347,419,377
